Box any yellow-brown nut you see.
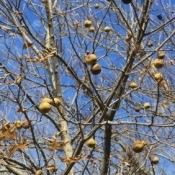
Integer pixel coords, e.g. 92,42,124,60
144,103,150,109
89,26,95,32
94,4,99,9
52,98,61,106
104,26,111,33
84,19,92,28
141,140,147,146
147,41,153,47
15,121,23,129
22,120,30,129
130,82,137,88
41,97,52,104
132,140,144,153
151,156,159,164
135,106,140,112
91,63,101,75
85,54,97,65
86,138,96,148
154,73,163,81
153,59,164,69
39,102,51,114
157,51,165,59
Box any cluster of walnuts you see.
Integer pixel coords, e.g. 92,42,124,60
38,97,61,114
153,51,165,81
85,54,101,75
132,140,159,164
84,18,111,33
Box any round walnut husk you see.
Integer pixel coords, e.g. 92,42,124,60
141,140,147,146
15,121,23,129
22,120,30,129
122,0,132,4
52,98,61,106
132,140,144,153
89,26,95,32
130,82,137,88
144,102,150,109
41,97,52,104
157,51,165,59
86,138,96,148
151,156,159,164
94,4,99,9
153,59,164,69
104,26,111,33
147,41,153,47
84,20,92,28
154,73,163,81
85,54,97,65
91,63,101,75
39,102,51,114
135,106,140,112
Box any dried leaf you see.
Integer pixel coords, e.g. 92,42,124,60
8,146,18,157
44,134,69,151
161,101,169,108
123,162,130,166
25,55,40,62
25,48,56,63
23,42,33,49
0,123,17,141
52,132,62,140
14,75,22,84
47,141,67,151
17,107,27,112
133,44,140,54
60,157,71,163
46,164,58,171
125,33,132,43
60,155,84,163
138,50,146,58
0,122,10,132
0,152,4,158
35,170,43,175
0,25,11,32
25,55,50,63
8,142,29,157
0,134,5,141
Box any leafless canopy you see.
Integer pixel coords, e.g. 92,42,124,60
0,0,175,174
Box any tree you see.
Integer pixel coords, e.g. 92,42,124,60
0,0,174,174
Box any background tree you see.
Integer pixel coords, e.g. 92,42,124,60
0,0,175,174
